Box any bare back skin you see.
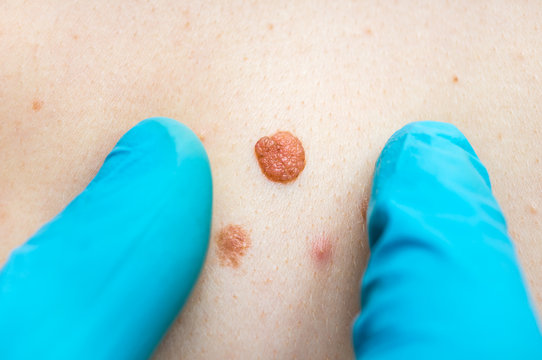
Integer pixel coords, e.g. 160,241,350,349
1,1,541,358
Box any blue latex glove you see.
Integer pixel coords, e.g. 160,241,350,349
0,117,212,359
353,121,542,359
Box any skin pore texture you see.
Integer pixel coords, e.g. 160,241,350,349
1,1,542,359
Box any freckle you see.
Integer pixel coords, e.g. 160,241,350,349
497,133,503,140
365,28,373,35
452,75,459,83
72,34,79,40
528,204,538,215
185,21,190,29
310,233,333,266
267,23,274,30
255,131,306,183
32,100,43,112
243,56,248,61
216,224,251,268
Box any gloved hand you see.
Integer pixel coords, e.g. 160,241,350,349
0,117,212,360
353,121,542,359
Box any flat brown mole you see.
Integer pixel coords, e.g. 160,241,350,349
254,131,305,183
216,224,251,268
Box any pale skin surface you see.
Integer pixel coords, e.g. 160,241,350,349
1,1,542,358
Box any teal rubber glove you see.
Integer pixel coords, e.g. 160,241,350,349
0,117,212,359
353,121,542,359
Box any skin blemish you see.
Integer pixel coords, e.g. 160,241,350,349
216,224,251,268
361,191,370,223
267,23,274,31
452,75,459,83
32,99,43,112
310,233,333,266
255,131,306,183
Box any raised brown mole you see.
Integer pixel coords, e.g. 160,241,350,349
216,224,251,268
254,131,306,183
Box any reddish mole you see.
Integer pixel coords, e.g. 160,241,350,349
216,224,251,268
311,234,333,266
255,131,306,183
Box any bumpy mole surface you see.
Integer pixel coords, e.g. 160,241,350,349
216,224,251,268
254,131,306,183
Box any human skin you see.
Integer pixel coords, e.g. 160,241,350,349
1,1,541,359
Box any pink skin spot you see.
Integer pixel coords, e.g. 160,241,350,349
310,234,333,266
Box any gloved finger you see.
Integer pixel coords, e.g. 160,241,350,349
353,121,542,359
0,117,212,360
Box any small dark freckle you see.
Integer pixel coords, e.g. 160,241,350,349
72,34,79,40
267,23,274,30
243,56,248,61
528,204,538,215
497,133,503,140
32,100,43,112
452,75,459,83
365,28,373,35
185,21,190,29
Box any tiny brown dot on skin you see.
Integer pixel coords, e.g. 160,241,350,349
452,75,459,83
255,131,306,183
216,224,251,268
32,100,43,112
267,23,274,30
